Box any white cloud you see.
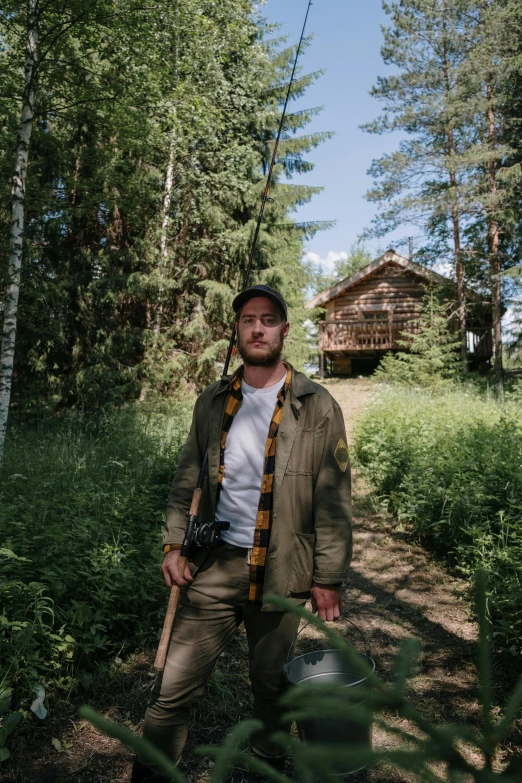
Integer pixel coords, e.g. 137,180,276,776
432,261,454,278
302,250,349,274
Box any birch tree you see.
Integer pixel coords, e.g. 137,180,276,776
153,119,177,340
0,0,38,461
0,0,116,440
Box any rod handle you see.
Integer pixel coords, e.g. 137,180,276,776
189,488,202,518
153,555,188,672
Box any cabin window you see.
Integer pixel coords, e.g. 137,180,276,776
362,311,388,321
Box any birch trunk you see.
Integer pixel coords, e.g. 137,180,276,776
0,0,39,462
487,82,504,394
153,124,176,339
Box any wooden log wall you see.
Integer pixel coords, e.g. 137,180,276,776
331,265,425,323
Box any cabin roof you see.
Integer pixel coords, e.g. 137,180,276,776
305,250,483,309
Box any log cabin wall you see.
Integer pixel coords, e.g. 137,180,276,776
323,264,433,374
331,264,425,324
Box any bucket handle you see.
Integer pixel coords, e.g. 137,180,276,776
287,618,371,664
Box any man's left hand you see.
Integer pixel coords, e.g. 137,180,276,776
310,583,342,621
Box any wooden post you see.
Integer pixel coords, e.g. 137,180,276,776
319,352,324,380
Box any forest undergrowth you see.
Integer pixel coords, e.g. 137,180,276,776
2,379,522,782
354,382,522,656
0,399,193,760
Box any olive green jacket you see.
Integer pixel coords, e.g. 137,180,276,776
163,365,352,610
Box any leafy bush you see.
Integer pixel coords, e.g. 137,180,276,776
0,549,75,696
0,400,192,725
354,385,522,653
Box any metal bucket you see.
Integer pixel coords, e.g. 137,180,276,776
284,626,375,779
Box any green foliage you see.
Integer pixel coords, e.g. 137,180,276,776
0,549,75,712
354,385,522,653
304,243,373,298
0,0,329,408
0,401,192,750
0,712,23,763
375,286,461,388
81,578,522,781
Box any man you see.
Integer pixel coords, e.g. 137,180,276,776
132,284,352,782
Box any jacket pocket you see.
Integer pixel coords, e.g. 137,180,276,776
288,532,315,595
285,427,314,475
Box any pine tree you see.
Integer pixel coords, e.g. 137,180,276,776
363,0,473,369
364,0,522,390
458,0,522,393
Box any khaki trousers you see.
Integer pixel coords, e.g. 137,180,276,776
142,542,300,777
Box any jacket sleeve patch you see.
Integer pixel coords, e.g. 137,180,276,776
334,438,349,472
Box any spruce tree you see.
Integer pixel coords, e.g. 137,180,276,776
304,243,373,298
375,285,461,386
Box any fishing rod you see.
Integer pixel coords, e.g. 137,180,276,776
154,0,313,672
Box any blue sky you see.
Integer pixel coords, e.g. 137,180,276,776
262,0,414,273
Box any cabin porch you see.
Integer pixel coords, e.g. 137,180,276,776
319,319,493,376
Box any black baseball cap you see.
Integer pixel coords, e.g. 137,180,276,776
232,284,288,320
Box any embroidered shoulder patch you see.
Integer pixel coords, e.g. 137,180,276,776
334,438,349,472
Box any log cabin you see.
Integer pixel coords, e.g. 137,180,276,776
305,249,493,376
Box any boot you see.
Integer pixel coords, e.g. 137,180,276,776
130,758,155,783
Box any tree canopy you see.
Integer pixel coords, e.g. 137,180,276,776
364,0,522,387
0,0,330,415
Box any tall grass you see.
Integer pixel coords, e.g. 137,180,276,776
0,400,192,722
354,385,522,654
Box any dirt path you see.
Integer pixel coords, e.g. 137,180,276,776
323,379,481,781
6,380,520,783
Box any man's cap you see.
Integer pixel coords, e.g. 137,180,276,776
232,284,288,320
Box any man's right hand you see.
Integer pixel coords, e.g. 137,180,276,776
161,549,194,588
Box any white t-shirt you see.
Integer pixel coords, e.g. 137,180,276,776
216,373,287,547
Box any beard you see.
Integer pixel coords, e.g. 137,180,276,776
237,327,285,367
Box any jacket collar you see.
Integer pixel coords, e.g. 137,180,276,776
213,363,317,402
